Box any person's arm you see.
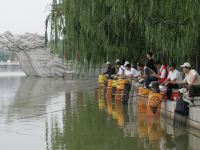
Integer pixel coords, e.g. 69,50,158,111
103,67,110,75
161,78,169,85
176,79,186,85
152,69,166,78
161,73,170,85
189,74,198,85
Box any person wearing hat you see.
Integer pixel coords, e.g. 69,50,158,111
177,62,200,95
102,61,116,79
161,63,182,100
115,59,126,76
124,61,130,67
178,62,200,86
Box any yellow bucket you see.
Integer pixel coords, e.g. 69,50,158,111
98,75,106,84
138,87,151,96
148,93,163,108
112,80,119,88
117,79,128,90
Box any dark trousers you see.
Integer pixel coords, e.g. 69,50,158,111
166,83,179,99
144,76,158,88
189,85,200,97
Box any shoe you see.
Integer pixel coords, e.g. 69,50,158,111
183,96,194,107
179,88,187,94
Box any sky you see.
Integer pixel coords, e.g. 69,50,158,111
0,0,52,35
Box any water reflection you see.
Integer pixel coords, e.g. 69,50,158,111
0,76,199,150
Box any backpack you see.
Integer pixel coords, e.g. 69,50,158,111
175,99,189,116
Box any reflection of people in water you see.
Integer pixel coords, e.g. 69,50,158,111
97,87,106,112
147,116,164,143
122,83,131,105
115,101,124,127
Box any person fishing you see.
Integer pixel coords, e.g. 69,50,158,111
102,61,116,79
161,63,182,100
176,62,200,106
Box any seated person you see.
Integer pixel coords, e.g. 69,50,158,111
161,63,182,100
136,62,157,88
152,61,168,83
124,64,139,78
177,62,200,97
115,59,126,75
136,63,145,82
102,61,116,79
150,61,168,91
143,63,158,88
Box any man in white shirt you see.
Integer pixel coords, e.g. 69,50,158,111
177,62,200,97
124,64,139,78
115,59,126,75
161,63,182,100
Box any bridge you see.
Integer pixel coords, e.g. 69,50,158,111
0,31,74,77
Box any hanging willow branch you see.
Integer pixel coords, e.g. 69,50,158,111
46,0,200,68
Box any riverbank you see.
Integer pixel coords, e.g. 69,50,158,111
161,100,200,129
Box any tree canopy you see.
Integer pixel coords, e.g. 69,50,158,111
46,0,200,68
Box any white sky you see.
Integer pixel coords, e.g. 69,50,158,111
0,0,52,35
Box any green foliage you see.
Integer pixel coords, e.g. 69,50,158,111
46,0,200,67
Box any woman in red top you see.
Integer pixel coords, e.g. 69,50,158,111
152,61,168,84
150,61,168,92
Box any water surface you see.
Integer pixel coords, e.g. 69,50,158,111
0,74,199,150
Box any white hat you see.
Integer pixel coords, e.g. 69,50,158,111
105,61,111,65
115,59,120,63
180,62,191,68
124,61,129,66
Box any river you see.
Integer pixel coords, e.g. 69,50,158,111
0,67,200,150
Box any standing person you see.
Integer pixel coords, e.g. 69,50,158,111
161,63,182,100
146,51,158,74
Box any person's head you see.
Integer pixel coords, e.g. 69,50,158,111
115,59,121,69
146,51,153,59
155,61,162,69
137,63,144,71
124,61,129,66
125,64,131,70
180,62,191,74
105,61,111,68
169,63,176,71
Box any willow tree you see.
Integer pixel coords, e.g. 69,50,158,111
46,0,200,68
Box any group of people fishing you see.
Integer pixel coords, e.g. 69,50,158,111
102,51,200,106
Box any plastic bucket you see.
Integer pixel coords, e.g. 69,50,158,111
98,75,106,84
